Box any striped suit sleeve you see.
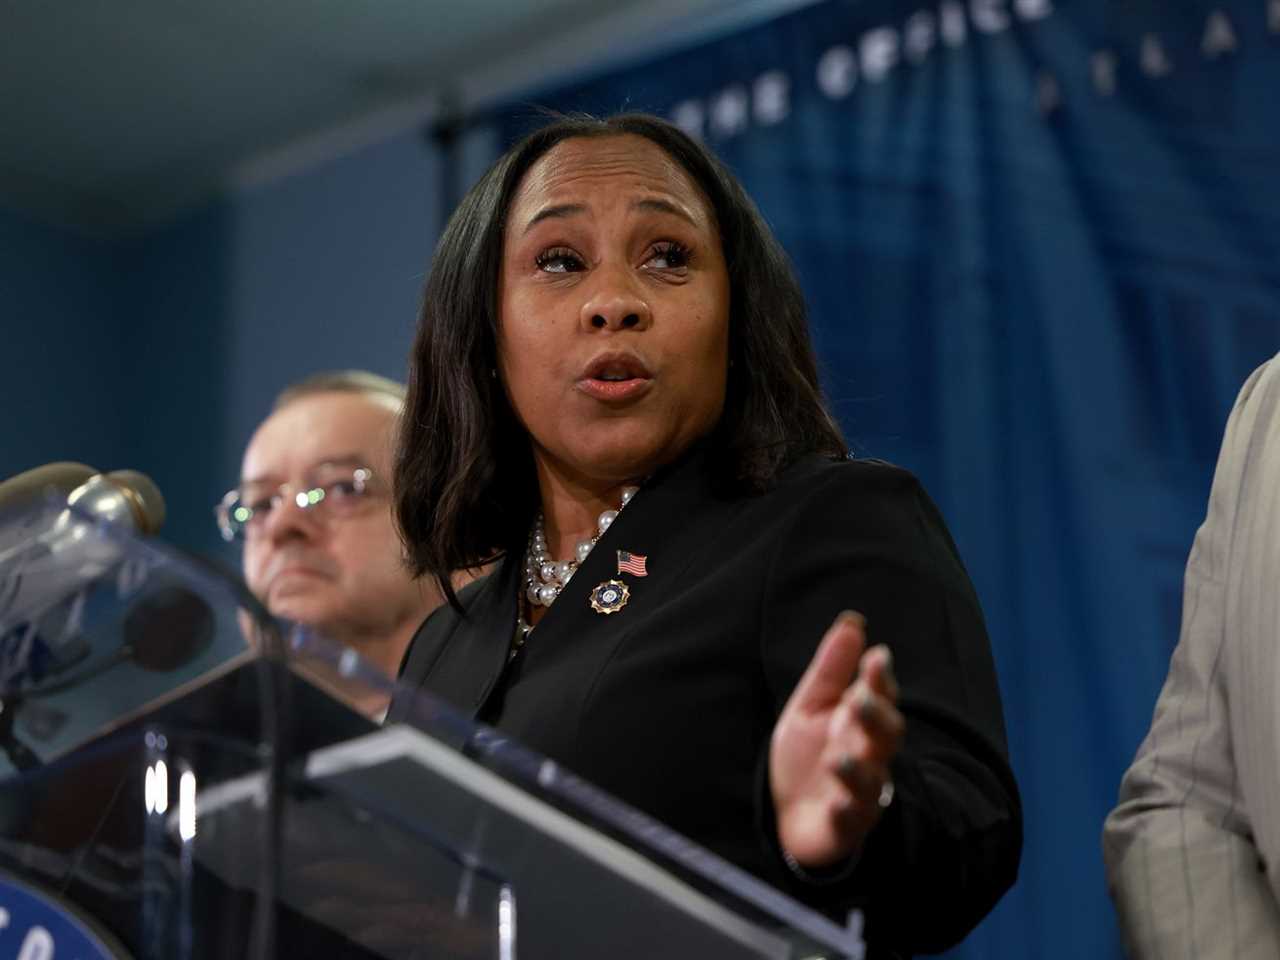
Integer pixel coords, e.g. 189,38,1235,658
1103,356,1280,959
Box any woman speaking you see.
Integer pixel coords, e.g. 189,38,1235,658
389,113,1020,956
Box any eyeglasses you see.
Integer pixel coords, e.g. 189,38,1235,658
215,465,378,543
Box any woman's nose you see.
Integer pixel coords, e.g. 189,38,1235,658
579,271,652,332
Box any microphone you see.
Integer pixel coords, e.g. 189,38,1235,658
0,469,174,770
0,585,216,770
0,469,168,658
0,463,98,560
47,469,166,552
21,585,217,699
122,584,215,672
0,462,98,515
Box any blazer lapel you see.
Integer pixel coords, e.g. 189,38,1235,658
441,445,749,726
424,553,520,719
514,444,744,676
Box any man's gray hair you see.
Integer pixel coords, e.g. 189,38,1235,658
272,369,406,411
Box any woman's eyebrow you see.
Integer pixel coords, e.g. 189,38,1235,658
630,196,698,226
523,203,585,234
522,196,698,235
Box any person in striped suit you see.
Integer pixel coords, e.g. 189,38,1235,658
1105,354,1280,957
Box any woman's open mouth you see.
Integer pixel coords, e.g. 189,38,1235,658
577,353,654,402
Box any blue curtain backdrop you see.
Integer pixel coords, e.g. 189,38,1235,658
481,2,1280,956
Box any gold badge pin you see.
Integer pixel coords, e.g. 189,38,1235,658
589,579,630,615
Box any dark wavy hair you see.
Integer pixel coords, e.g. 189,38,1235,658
395,113,846,599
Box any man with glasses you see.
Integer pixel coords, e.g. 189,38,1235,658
217,370,447,718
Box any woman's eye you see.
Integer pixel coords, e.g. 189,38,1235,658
535,248,584,274
645,242,690,271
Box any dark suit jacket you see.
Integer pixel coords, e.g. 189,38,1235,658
391,448,1021,956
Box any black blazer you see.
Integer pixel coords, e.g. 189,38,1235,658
391,448,1021,956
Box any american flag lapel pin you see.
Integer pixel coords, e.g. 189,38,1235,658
617,550,648,577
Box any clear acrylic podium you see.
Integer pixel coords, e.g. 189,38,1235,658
0,497,865,959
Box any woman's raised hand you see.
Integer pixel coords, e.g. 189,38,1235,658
769,611,904,870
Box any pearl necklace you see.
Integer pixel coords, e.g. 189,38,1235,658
524,485,639,609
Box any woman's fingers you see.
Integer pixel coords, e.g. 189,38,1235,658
862,644,899,702
772,626,904,868
787,610,867,713
768,624,901,865
824,675,903,776
827,695,898,818
854,686,905,746
831,752,884,800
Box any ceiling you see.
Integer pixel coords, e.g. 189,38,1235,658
0,0,810,237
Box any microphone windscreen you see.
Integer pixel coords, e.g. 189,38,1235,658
103,470,166,535
0,463,97,515
123,585,215,672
